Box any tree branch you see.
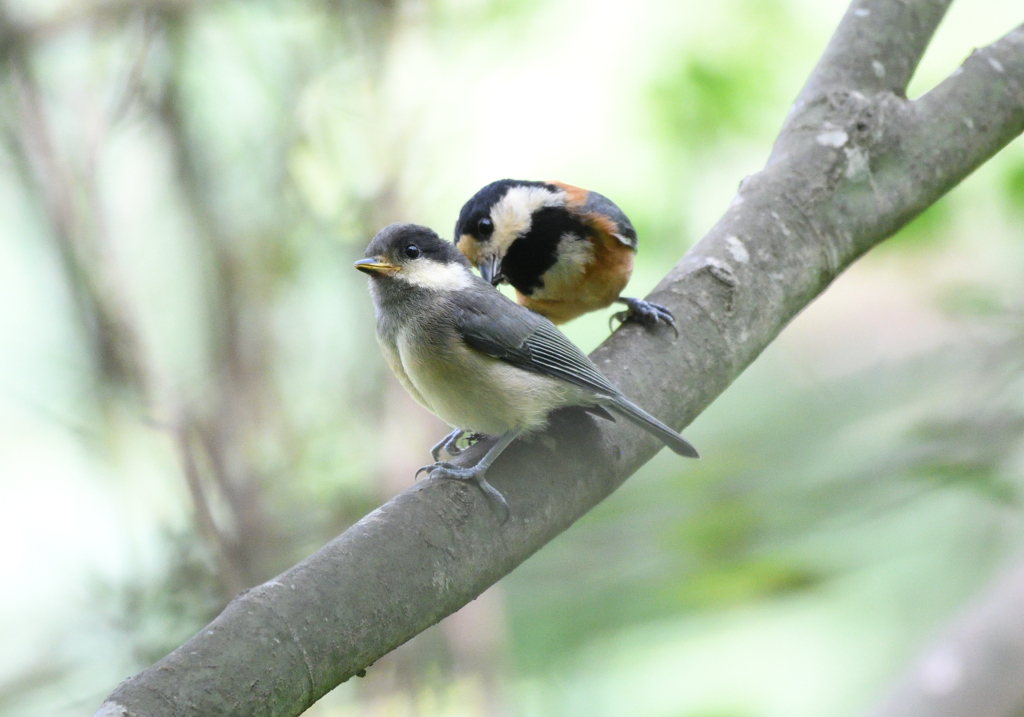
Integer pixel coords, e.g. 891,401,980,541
95,2,1024,715
863,555,1024,717
795,0,952,101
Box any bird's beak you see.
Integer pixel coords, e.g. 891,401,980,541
479,255,505,286
354,257,399,276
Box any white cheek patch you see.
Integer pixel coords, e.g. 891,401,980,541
397,258,474,291
556,232,594,269
534,232,594,298
489,185,566,253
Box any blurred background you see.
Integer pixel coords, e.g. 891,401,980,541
1,0,1023,715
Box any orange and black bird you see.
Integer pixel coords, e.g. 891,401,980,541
453,179,675,331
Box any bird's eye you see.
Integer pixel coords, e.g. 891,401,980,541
404,244,421,259
477,217,494,237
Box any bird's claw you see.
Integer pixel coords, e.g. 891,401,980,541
431,430,462,463
418,462,510,523
414,460,469,480
431,437,459,463
611,298,678,337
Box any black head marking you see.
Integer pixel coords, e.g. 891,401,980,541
501,206,591,296
453,179,559,243
366,223,468,267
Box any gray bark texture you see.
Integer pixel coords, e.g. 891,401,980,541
96,1,1024,715
865,556,1024,717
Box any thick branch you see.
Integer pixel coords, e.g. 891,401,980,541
772,0,951,165
864,556,1024,717
796,0,952,101
97,4,1024,717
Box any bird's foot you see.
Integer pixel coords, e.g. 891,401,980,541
415,461,509,522
431,430,461,463
611,297,678,336
430,430,485,462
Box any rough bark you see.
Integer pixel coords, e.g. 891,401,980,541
96,1,1024,715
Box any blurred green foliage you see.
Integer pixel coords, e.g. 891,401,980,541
879,198,954,252
651,50,773,150
649,0,804,151
1001,155,1024,211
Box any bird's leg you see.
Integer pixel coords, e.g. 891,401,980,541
443,430,465,457
416,431,519,522
610,297,678,336
430,428,465,463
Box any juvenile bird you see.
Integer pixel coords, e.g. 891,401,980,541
355,223,698,518
453,179,675,330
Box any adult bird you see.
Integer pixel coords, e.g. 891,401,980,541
454,179,675,330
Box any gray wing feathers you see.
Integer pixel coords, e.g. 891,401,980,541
520,323,621,397
451,287,619,397
451,284,698,457
452,300,535,360
583,191,638,250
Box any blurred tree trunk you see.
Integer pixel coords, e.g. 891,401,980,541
864,555,1024,717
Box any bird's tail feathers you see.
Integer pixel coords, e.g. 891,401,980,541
607,397,699,458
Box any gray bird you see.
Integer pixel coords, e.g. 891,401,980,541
355,223,698,518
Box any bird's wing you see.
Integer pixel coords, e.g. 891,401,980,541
579,191,638,250
547,181,638,250
450,287,621,398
